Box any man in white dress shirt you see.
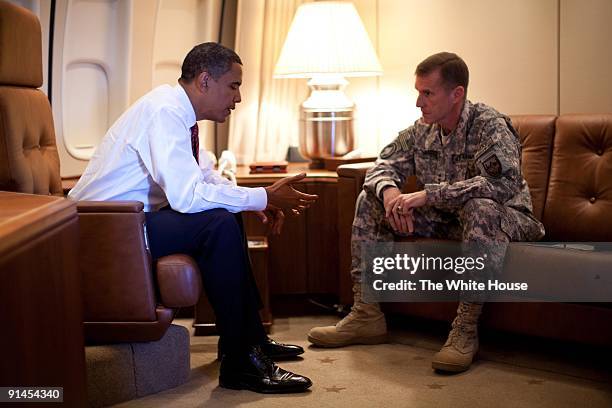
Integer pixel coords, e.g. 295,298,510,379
69,42,316,394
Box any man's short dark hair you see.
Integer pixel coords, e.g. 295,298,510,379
180,42,242,82
415,52,469,93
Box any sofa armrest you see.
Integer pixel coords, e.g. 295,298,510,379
156,254,203,307
337,162,374,185
76,200,144,213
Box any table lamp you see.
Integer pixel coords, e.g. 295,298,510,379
274,1,382,168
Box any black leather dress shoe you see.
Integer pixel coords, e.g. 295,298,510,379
218,337,304,361
219,346,312,393
259,337,304,359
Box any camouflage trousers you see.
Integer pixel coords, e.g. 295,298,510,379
351,188,544,288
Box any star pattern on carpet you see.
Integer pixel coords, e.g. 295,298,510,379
324,385,346,393
426,383,446,390
527,379,545,385
318,357,337,364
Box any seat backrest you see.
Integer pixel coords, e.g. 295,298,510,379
0,1,62,195
543,114,612,241
510,115,556,222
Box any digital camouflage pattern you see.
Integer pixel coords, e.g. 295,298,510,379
351,100,545,285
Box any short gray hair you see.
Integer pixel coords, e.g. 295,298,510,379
415,52,469,93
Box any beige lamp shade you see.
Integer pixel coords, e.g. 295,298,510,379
274,1,382,78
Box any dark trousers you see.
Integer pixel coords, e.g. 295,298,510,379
145,207,267,354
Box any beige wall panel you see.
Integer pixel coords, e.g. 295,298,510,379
152,0,221,152
374,0,558,153
129,0,157,104
349,0,383,158
560,0,612,114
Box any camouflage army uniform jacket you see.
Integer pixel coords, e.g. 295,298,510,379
363,100,543,240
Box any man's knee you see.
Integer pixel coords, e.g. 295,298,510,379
461,198,500,217
459,198,509,242
196,209,248,274
208,208,237,223
204,208,242,237
353,189,385,231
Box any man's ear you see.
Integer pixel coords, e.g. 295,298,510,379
197,72,210,92
453,86,465,102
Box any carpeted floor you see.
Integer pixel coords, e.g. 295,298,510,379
114,315,612,407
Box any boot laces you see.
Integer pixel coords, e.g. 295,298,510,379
444,303,481,350
448,315,477,349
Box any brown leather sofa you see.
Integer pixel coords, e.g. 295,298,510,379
0,0,201,344
336,114,612,346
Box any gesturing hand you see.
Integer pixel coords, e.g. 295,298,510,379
264,173,318,214
254,206,285,235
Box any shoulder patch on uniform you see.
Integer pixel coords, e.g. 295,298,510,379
478,150,503,178
379,142,398,159
396,128,414,151
398,127,411,138
379,128,414,159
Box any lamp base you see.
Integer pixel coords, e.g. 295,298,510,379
300,108,354,161
285,146,309,163
297,75,355,164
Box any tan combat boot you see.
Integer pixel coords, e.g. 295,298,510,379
432,302,483,372
308,283,387,347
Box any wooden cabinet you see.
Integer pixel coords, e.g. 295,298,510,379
237,165,339,296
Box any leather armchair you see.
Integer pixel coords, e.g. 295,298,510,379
77,201,202,343
0,0,202,344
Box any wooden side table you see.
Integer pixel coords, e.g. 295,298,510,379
235,164,340,297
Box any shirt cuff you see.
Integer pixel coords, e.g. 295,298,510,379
249,187,268,211
424,183,444,205
375,180,398,201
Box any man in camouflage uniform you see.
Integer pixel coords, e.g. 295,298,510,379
308,52,544,372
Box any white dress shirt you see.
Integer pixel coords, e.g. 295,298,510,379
68,84,267,213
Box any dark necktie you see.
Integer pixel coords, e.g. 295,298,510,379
190,123,199,164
